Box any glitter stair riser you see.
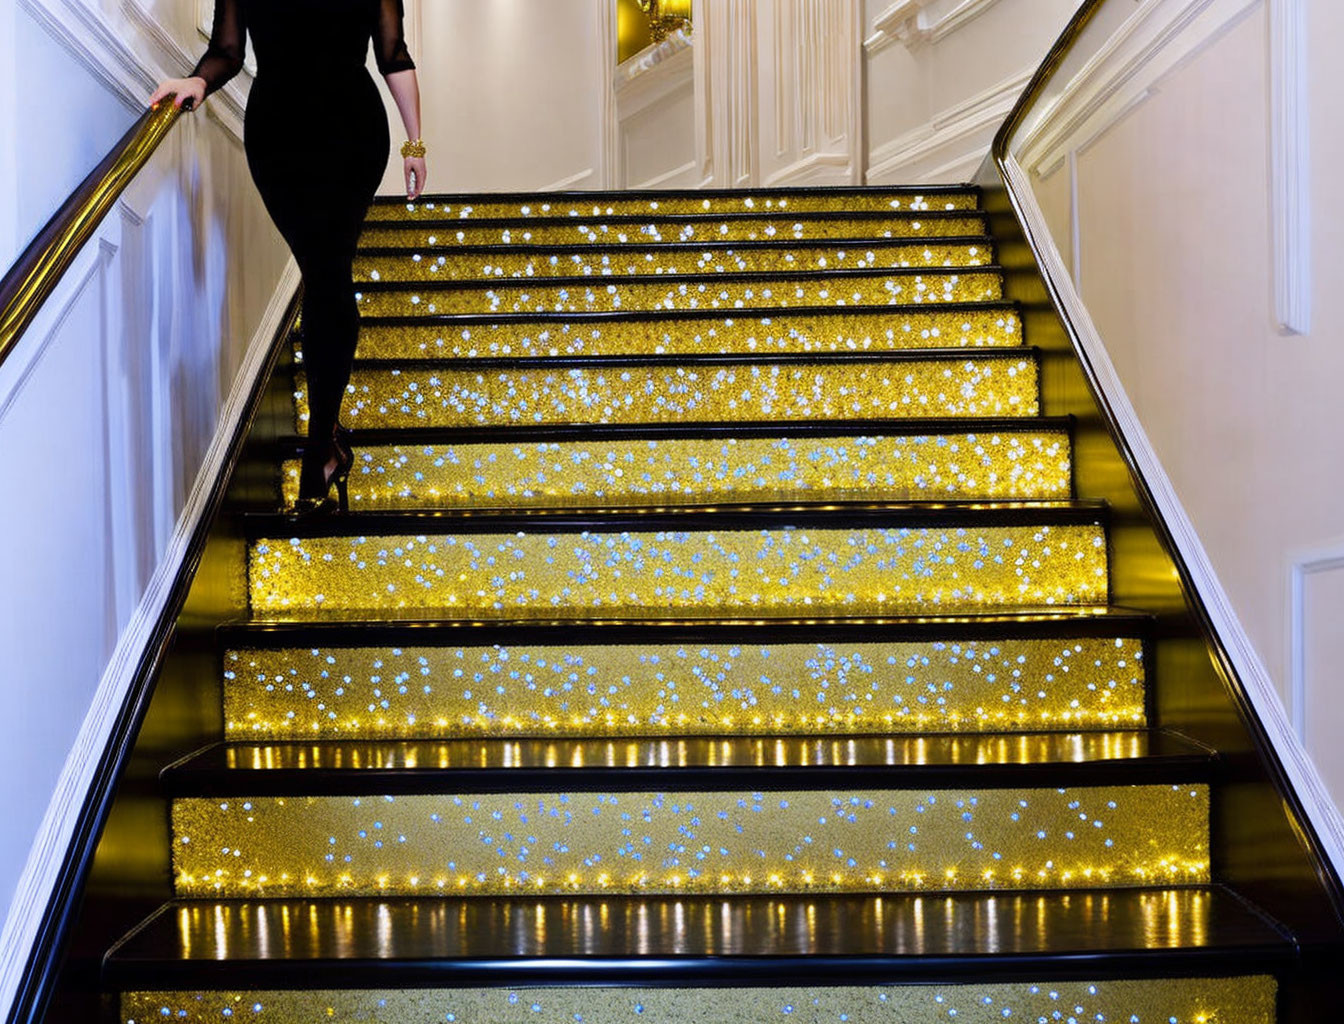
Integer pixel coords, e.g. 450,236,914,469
367,190,980,222
246,518,1109,618
360,211,989,248
221,631,1142,740
348,306,1024,360
170,782,1208,898
353,270,1003,317
278,427,1072,511
121,976,1276,1024
352,238,994,284
292,356,1040,431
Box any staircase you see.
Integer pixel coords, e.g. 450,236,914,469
101,186,1303,1023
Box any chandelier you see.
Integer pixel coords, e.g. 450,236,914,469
637,0,693,42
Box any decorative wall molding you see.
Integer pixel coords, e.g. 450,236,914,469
1269,0,1310,334
999,150,1344,887
1288,543,1344,741
868,65,1033,182
538,167,598,192
865,0,1003,54
1015,0,1309,335
17,0,246,139
694,0,758,187
756,0,862,187
1018,0,1259,177
598,0,619,188
615,36,695,115
0,259,300,1023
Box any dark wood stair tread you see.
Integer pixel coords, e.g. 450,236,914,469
104,887,1293,988
161,731,1211,797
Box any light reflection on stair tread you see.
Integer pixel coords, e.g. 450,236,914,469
352,240,992,284
352,270,1002,316
212,732,1174,772
223,635,1141,740
293,358,1039,431
349,308,1022,360
171,784,1209,898
359,214,988,248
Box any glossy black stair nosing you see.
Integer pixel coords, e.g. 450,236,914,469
102,886,1297,991
216,608,1155,650
273,415,1076,451
361,209,990,232
353,263,1007,294
328,346,1040,374
242,498,1109,539
369,183,978,206
349,298,1021,329
160,730,1216,798
355,234,997,258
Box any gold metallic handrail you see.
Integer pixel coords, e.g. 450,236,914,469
0,100,185,368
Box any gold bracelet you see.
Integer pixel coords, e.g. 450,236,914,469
400,138,426,159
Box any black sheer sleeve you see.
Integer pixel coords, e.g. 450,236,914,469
374,0,416,76
190,0,246,97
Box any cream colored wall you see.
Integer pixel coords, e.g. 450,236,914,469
407,0,607,193
864,0,1079,183
1019,0,1344,808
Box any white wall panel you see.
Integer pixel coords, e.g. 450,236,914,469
864,0,1076,183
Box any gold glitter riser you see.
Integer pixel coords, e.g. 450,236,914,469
123,977,1278,1024
353,272,1003,317
170,784,1208,897
126,976,1277,1024
353,242,992,284
369,192,981,222
353,309,1023,360
278,432,1072,512
223,636,1144,740
246,524,1108,618
360,214,989,248
293,359,1040,431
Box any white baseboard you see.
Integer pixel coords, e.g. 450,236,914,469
999,152,1344,883
0,259,299,1022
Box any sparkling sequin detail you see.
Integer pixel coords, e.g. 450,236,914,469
124,976,1275,1024
368,192,981,222
246,524,1108,618
360,214,988,248
293,359,1039,431
223,635,1144,739
351,309,1022,360
353,241,991,284
353,272,1002,317
172,784,1208,897
280,431,1070,511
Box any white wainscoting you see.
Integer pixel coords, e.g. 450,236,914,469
867,66,1034,183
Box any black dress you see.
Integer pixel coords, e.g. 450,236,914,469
192,0,416,478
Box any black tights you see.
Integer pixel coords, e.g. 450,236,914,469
244,71,390,458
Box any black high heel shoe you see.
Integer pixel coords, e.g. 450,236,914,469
290,439,351,520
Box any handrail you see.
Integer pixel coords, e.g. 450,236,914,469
0,100,185,369
990,0,1105,168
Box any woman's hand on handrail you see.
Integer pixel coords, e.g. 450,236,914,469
149,77,207,111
